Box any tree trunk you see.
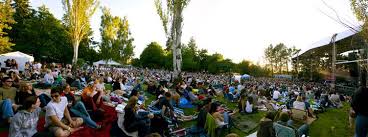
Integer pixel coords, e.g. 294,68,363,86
172,6,183,79
72,40,80,66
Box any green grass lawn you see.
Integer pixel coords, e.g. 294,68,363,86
309,103,354,137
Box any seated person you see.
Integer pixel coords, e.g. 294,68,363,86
123,96,154,137
245,96,255,113
276,112,309,137
45,87,84,137
62,84,101,129
15,82,36,105
257,111,276,137
329,92,342,108
81,82,104,111
209,102,236,128
130,89,145,102
15,82,51,108
0,77,19,124
154,92,175,119
196,98,212,130
293,96,306,110
43,70,54,87
9,96,51,137
238,94,246,113
302,96,315,118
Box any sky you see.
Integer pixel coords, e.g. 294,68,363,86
30,0,360,64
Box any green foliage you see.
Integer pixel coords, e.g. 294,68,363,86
9,4,73,63
0,0,15,53
8,2,98,64
140,42,166,69
264,43,300,75
131,58,141,67
137,38,269,76
99,7,135,64
76,58,86,68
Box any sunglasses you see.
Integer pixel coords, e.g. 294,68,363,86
51,95,60,98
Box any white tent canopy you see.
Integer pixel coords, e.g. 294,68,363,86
93,60,121,67
0,51,34,71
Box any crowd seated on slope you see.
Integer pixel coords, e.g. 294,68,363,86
0,60,352,137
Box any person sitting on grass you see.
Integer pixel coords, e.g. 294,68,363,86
45,87,84,137
209,102,236,129
238,94,247,113
61,84,101,129
276,112,309,137
0,77,19,124
43,69,54,88
245,96,255,114
81,82,105,112
257,111,276,137
293,96,306,111
123,96,154,137
9,96,52,137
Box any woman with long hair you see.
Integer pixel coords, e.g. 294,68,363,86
123,96,154,137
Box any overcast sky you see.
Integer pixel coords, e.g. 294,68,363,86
30,0,360,64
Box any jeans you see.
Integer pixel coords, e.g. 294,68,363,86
287,120,309,136
70,101,98,128
355,115,368,137
0,99,14,119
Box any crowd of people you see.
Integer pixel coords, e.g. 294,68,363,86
0,59,363,137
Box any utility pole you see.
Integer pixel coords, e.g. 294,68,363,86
331,33,338,89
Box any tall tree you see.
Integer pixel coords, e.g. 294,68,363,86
154,0,190,78
351,0,368,71
8,0,35,53
264,44,275,75
140,42,165,69
99,7,134,64
62,0,99,65
0,0,15,53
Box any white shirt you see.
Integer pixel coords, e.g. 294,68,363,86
293,101,306,110
272,90,281,100
237,85,244,92
245,101,253,113
44,73,54,84
107,77,113,83
45,97,68,127
96,83,105,91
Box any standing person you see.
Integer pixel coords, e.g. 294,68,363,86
9,96,51,137
45,87,84,137
352,71,368,137
0,77,19,124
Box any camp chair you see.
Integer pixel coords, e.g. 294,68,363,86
204,113,230,137
204,113,217,137
117,112,139,137
273,122,297,137
265,103,276,111
290,108,308,122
